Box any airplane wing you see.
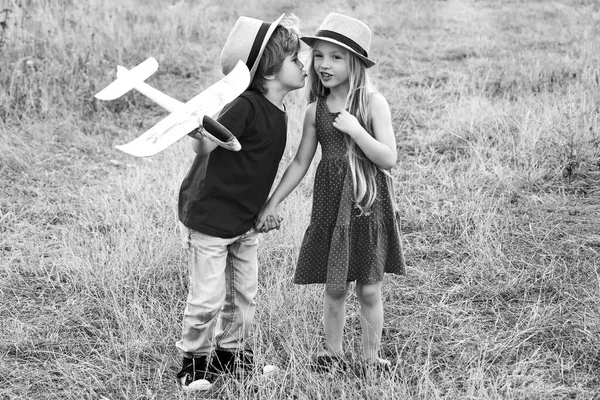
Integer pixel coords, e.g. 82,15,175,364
115,61,250,157
115,111,198,157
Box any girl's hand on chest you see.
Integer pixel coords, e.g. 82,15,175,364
332,110,365,139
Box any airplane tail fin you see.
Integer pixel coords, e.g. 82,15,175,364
94,57,159,101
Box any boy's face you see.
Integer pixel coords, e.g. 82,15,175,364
273,52,306,91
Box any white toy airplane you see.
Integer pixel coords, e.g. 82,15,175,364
95,57,250,157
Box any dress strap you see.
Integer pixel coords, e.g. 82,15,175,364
316,96,326,114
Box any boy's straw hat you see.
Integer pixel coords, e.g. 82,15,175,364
301,13,375,68
220,14,285,81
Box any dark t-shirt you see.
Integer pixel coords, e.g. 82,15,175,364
178,90,287,238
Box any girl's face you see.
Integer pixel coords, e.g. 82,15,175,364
312,41,349,90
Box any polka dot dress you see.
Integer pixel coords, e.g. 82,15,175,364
294,96,406,291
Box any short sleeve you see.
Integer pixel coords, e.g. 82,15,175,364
217,95,255,139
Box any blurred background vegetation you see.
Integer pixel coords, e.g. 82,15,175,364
1,0,599,399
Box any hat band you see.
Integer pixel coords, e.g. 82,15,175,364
247,22,271,70
314,29,368,58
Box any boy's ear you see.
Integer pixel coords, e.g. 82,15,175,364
263,73,276,81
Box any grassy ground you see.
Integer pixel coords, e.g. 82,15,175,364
1,0,599,399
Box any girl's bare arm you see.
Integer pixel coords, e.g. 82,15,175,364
333,93,397,169
255,103,318,231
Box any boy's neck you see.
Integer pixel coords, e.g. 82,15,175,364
261,87,288,111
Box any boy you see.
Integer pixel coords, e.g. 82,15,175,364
176,13,306,392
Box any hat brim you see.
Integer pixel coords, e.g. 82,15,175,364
249,14,285,79
301,36,376,68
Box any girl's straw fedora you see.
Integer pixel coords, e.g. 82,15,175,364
301,13,375,68
220,14,285,81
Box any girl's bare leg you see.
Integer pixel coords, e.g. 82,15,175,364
355,281,383,363
323,283,350,355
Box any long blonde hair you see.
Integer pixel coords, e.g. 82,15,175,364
306,43,378,215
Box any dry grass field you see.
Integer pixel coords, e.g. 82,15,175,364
1,0,600,399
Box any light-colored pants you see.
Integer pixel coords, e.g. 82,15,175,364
176,223,259,358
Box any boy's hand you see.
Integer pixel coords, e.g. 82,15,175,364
264,214,283,232
332,110,364,139
255,203,283,233
187,128,205,140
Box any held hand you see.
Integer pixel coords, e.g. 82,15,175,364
187,127,205,140
332,110,364,138
254,206,269,232
254,203,283,233
265,214,283,232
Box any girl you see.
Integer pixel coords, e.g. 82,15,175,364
255,12,406,372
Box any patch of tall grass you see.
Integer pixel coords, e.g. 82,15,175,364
1,0,599,399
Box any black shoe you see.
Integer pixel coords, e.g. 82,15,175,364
353,358,393,378
310,352,348,373
210,349,237,374
213,348,278,378
176,356,214,392
374,358,392,373
233,348,255,376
